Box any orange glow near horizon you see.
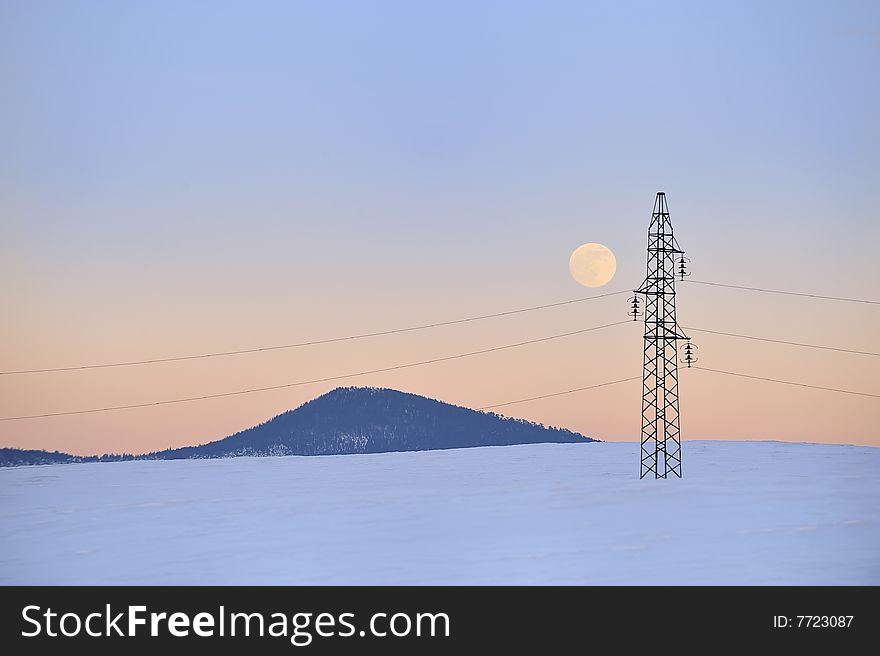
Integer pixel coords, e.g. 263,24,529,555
1,275,877,456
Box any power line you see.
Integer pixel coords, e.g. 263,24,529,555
693,366,880,399
686,280,880,305
6,279,876,377
0,289,631,376
685,327,880,357
0,321,630,421
478,376,640,410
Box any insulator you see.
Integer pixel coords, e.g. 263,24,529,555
677,256,691,281
679,340,698,368
626,295,641,321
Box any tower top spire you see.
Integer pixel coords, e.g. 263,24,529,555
653,191,670,216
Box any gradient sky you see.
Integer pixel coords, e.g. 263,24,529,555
2,0,878,455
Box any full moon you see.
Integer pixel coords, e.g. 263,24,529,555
569,243,617,288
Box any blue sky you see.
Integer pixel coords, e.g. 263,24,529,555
2,1,878,453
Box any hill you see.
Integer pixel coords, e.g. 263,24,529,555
147,387,592,459
0,387,593,466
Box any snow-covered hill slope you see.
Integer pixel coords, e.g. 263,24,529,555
1,441,877,584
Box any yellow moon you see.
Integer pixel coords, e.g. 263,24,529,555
569,243,617,288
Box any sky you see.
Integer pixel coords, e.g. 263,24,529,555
1,0,878,455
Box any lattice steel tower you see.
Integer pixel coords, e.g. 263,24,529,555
634,192,689,479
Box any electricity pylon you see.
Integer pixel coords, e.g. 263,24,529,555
633,192,689,479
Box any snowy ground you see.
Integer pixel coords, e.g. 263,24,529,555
1,441,878,585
